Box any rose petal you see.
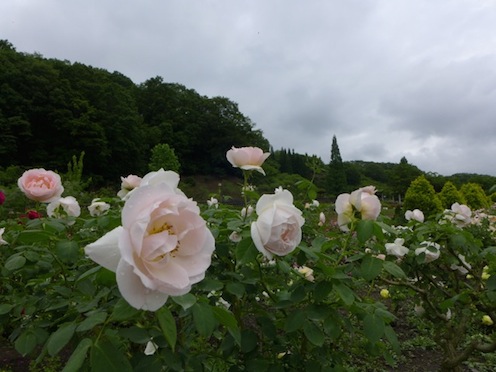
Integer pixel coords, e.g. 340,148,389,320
84,227,123,272
117,259,169,311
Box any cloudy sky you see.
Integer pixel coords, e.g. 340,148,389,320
2,0,496,176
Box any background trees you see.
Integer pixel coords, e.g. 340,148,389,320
1,40,495,200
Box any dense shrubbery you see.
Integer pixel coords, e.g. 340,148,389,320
1,148,495,371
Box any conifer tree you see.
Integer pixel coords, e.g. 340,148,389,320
327,135,347,198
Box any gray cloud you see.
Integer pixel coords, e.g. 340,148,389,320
1,0,496,175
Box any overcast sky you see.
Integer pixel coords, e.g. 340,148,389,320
2,0,496,176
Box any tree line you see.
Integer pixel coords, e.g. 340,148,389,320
1,40,494,199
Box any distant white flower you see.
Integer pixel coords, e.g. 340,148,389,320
207,197,219,208
450,254,471,274
318,212,326,226
88,198,110,217
144,340,158,355
274,186,283,194
0,227,8,245
117,174,142,199
47,196,81,218
415,241,441,263
296,265,315,282
241,205,253,218
385,238,409,258
229,231,242,243
451,203,472,227
216,297,231,309
405,209,424,223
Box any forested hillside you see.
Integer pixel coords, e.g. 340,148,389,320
1,39,495,197
0,40,268,184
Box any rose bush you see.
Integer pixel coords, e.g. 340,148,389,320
1,148,495,371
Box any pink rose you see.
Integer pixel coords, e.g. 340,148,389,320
117,174,143,199
0,190,5,205
251,189,305,259
226,146,270,175
85,171,215,311
17,168,64,203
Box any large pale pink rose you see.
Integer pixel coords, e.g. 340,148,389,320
226,146,270,175
251,189,305,259
17,168,64,203
85,172,215,311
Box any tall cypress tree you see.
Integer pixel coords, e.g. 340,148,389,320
327,135,347,198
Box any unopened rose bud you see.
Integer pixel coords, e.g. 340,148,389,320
380,289,390,299
482,315,494,326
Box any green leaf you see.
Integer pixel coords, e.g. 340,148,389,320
157,307,177,352
334,283,355,306
17,230,52,244
384,325,400,353
90,339,133,372
212,306,241,346
76,312,107,332
197,278,224,292
313,281,333,302
5,254,26,271
47,323,77,356
192,302,217,338
383,261,407,279
55,240,80,264
62,338,92,372
284,309,305,332
360,255,383,281
356,220,374,243
303,320,325,346
15,330,37,356
235,238,258,266
110,299,139,321
363,313,385,343
240,330,258,353
0,304,14,315
226,282,245,298
171,293,197,310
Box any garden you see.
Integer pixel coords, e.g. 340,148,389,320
1,146,496,372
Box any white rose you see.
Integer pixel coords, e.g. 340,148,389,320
88,198,110,217
85,171,215,311
47,196,81,218
385,238,409,258
251,189,304,259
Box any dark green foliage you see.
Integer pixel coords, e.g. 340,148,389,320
390,157,423,200
326,135,347,198
0,42,269,184
460,182,490,209
403,175,443,218
438,181,465,209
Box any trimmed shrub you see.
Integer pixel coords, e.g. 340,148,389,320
438,181,465,209
460,182,490,209
403,175,443,218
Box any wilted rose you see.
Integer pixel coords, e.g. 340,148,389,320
18,168,64,203
85,171,215,311
251,189,304,259
226,146,270,175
